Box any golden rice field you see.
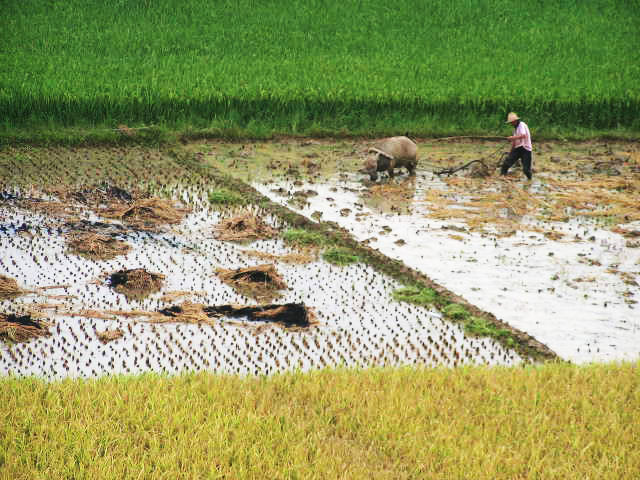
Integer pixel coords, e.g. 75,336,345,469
0,363,638,479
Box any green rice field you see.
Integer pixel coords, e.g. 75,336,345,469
1,0,639,142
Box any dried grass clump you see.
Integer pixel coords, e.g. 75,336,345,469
46,184,134,206
96,328,124,343
0,313,52,343
25,199,81,217
241,249,315,264
0,275,25,300
66,233,131,260
216,264,287,301
100,198,190,228
213,213,278,241
109,268,165,299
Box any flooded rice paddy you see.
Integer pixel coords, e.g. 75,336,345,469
198,138,640,364
0,146,524,379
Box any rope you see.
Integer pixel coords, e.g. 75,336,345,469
428,135,509,142
422,144,508,176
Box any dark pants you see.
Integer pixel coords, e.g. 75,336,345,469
501,146,532,179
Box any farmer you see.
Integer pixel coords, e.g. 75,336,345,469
501,112,532,180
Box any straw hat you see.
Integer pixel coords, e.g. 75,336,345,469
505,112,520,123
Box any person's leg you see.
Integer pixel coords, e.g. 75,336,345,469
521,149,532,180
500,149,519,175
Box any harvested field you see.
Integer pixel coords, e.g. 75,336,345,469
109,268,165,299
0,313,51,343
0,160,522,378
213,212,278,241
66,232,131,260
17,142,640,378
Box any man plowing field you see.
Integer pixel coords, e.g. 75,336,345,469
501,112,533,180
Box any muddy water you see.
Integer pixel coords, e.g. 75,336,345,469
254,172,640,364
0,191,520,379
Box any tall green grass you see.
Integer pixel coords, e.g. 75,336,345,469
1,0,639,140
0,363,638,479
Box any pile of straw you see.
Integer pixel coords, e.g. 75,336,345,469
100,198,190,228
0,275,24,300
153,301,214,325
66,232,131,260
96,328,124,343
215,264,287,301
213,213,278,241
0,313,52,343
241,249,315,264
205,303,317,328
109,268,165,299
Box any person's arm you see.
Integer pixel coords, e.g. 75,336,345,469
507,134,527,141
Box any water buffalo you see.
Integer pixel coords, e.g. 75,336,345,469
362,136,418,181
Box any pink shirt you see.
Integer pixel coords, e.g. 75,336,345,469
514,121,532,151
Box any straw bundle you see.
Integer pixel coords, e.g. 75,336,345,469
152,302,215,325
109,268,165,299
100,198,190,227
66,232,131,260
241,249,315,264
0,313,52,343
0,275,24,299
213,212,278,241
215,264,287,300
205,303,317,328
96,328,124,343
